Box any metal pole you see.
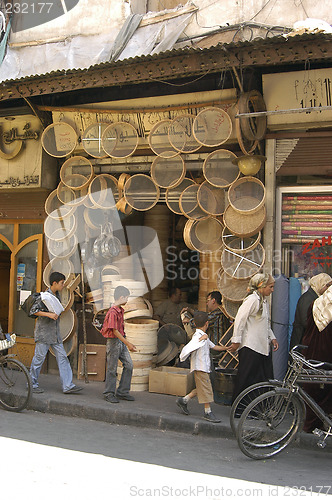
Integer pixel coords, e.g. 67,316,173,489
80,258,89,384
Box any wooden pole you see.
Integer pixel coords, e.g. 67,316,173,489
80,257,89,384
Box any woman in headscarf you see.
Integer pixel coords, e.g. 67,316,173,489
289,273,332,351
301,283,332,432
228,272,279,402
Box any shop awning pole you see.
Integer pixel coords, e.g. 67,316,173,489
80,258,89,384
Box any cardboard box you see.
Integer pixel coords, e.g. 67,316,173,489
77,344,106,382
149,366,195,396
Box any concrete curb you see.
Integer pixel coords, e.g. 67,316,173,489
26,394,332,453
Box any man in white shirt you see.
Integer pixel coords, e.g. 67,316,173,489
176,311,226,423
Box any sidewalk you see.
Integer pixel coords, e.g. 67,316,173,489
24,372,331,453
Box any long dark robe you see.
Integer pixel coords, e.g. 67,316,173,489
289,287,318,351
301,306,332,433
232,347,274,403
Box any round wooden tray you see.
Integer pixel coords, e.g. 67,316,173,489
124,174,160,211
41,122,77,158
222,226,261,254
165,178,196,214
148,119,180,158
194,217,223,244
168,114,201,153
217,269,250,301
203,149,239,188
193,107,232,147
197,180,226,216
50,331,77,357
88,174,119,209
81,122,109,158
150,155,185,189
102,122,138,158
60,156,94,190
221,243,265,280
228,176,265,214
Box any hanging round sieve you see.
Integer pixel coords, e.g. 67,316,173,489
148,119,180,158
168,114,201,153
221,243,265,280
238,90,267,141
81,122,109,158
58,287,75,312
83,207,108,230
44,213,76,242
235,102,259,155
228,176,265,214
193,107,232,147
203,150,239,188
88,174,119,209
57,180,87,207
223,204,266,237
118,173,131,194
165,178,195,214
151,155,185,189
43,258,74,288
179,184,208,220
123,174,160,211
102,122,138,158
197,181,226,216
217,268,250,301
45,189,75,220
194,217,223,244
184,218,224,253
60,156,94,190
41,121,77,158
49,310,77,351
46,231,78,259
222,226,261,254
222,297,242,320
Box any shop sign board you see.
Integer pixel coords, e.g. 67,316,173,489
263,68,332,129
0,114,57,190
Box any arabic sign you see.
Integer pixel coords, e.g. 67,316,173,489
0,114,57,190
302,236,332,268
263,68,332,128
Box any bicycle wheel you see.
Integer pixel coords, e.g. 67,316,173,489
236,390,304,460
0,358,32,412
230,382,276,435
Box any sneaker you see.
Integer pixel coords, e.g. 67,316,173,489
32,387,44,394
116,394,135,401
104,394,119,403
176,397,189,415
203,411,221,423
63,385,83,394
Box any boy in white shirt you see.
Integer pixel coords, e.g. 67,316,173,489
176,311,226,423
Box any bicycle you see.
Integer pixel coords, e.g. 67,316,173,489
0,334,32,412
234,346,332,459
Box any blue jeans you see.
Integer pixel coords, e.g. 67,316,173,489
30,342,75,392
103,338,133,396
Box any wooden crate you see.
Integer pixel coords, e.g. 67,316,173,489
77,344,106,382
8,336,47,372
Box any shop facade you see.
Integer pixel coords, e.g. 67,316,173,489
1,32,332,382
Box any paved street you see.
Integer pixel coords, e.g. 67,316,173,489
0,409,331,499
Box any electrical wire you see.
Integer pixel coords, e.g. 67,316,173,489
148,69,212,86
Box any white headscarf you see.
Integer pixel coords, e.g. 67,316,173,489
309,273,332,296
312,283,332,332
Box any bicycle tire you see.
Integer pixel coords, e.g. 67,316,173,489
236,389,304,460
0,358,32,412
230,382,276,435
